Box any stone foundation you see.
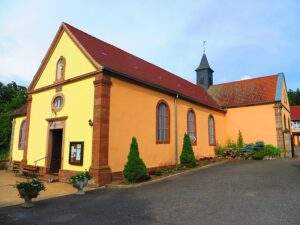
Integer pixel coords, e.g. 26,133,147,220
58,169,78,182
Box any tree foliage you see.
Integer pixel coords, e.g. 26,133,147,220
288,89,300,106
237,130,244,148
123,137,150,183
180,133,197,167
0,82,27,156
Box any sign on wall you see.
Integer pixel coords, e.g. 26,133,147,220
69,142,84,165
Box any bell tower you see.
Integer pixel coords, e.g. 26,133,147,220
195,53,214,90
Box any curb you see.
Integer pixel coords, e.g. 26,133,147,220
106,160,228,189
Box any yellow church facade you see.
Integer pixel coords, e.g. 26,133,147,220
10,23,292,186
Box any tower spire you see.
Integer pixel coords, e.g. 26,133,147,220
195,50,214,90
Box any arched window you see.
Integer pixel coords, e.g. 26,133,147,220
187,109,196,145
156,100,170,143
18,120,27,149
208,115,216,146
56,56,65,81
284,115,287,130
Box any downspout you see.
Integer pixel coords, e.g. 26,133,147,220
174,94,179,164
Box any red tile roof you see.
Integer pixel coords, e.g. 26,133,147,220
64,23,222,111
208,75,279,108
12,103,27,117
291,105,300,121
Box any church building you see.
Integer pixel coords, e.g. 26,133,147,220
10,23,292,186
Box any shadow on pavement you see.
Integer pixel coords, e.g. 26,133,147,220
0,188,157,225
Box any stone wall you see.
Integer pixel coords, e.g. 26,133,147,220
274,102,292,158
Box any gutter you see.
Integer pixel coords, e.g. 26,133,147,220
103,67,225,113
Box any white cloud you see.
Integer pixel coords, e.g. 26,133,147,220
240,75,252,80
0,1,58,85
0,0,299,90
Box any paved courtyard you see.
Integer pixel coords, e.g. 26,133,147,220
0,170,83,207
1,159,300,225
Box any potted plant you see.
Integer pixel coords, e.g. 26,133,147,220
16,178,45,208
69,170,92,195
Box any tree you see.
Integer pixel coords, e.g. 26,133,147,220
180,133,197,167
0,82,27,157
123,137,150,183
237,130,244,148
288,89,300,106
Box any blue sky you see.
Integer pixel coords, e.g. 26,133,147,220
0,0,300,89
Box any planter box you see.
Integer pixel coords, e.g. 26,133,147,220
0,160,9,170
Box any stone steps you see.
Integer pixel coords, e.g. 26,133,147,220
41,173,59,183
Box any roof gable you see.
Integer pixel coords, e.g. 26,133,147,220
208,75,279,108
28,24,98,92
34,31,97,89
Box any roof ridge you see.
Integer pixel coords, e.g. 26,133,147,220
63,22,223,110
64,22,141,59
211,74,279,87
64,22,195,84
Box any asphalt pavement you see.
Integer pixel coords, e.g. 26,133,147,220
1,159,300,225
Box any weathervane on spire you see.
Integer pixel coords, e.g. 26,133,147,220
203,41,207,54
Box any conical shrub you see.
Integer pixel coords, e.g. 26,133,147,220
180,134,197,167
237,130,244,148
123,137,150,183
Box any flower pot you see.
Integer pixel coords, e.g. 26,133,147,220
73,178,88,195
22,196,34,208
18,189,39,208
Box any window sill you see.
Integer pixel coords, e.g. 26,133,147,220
156,141,170,144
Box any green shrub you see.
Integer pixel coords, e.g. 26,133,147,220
264,145,281,157
215,144,241,158
0,151,9,161
215,139,281,160
253,141,265,151
154,170,162,176
225,148,239,158
16,178,45,198
227,139,238,149
124,137,150,183
237,131,244,148
252,149,266,160
69,170,92,184
240,144,255,159
215,145,225,157
180,134,197,167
